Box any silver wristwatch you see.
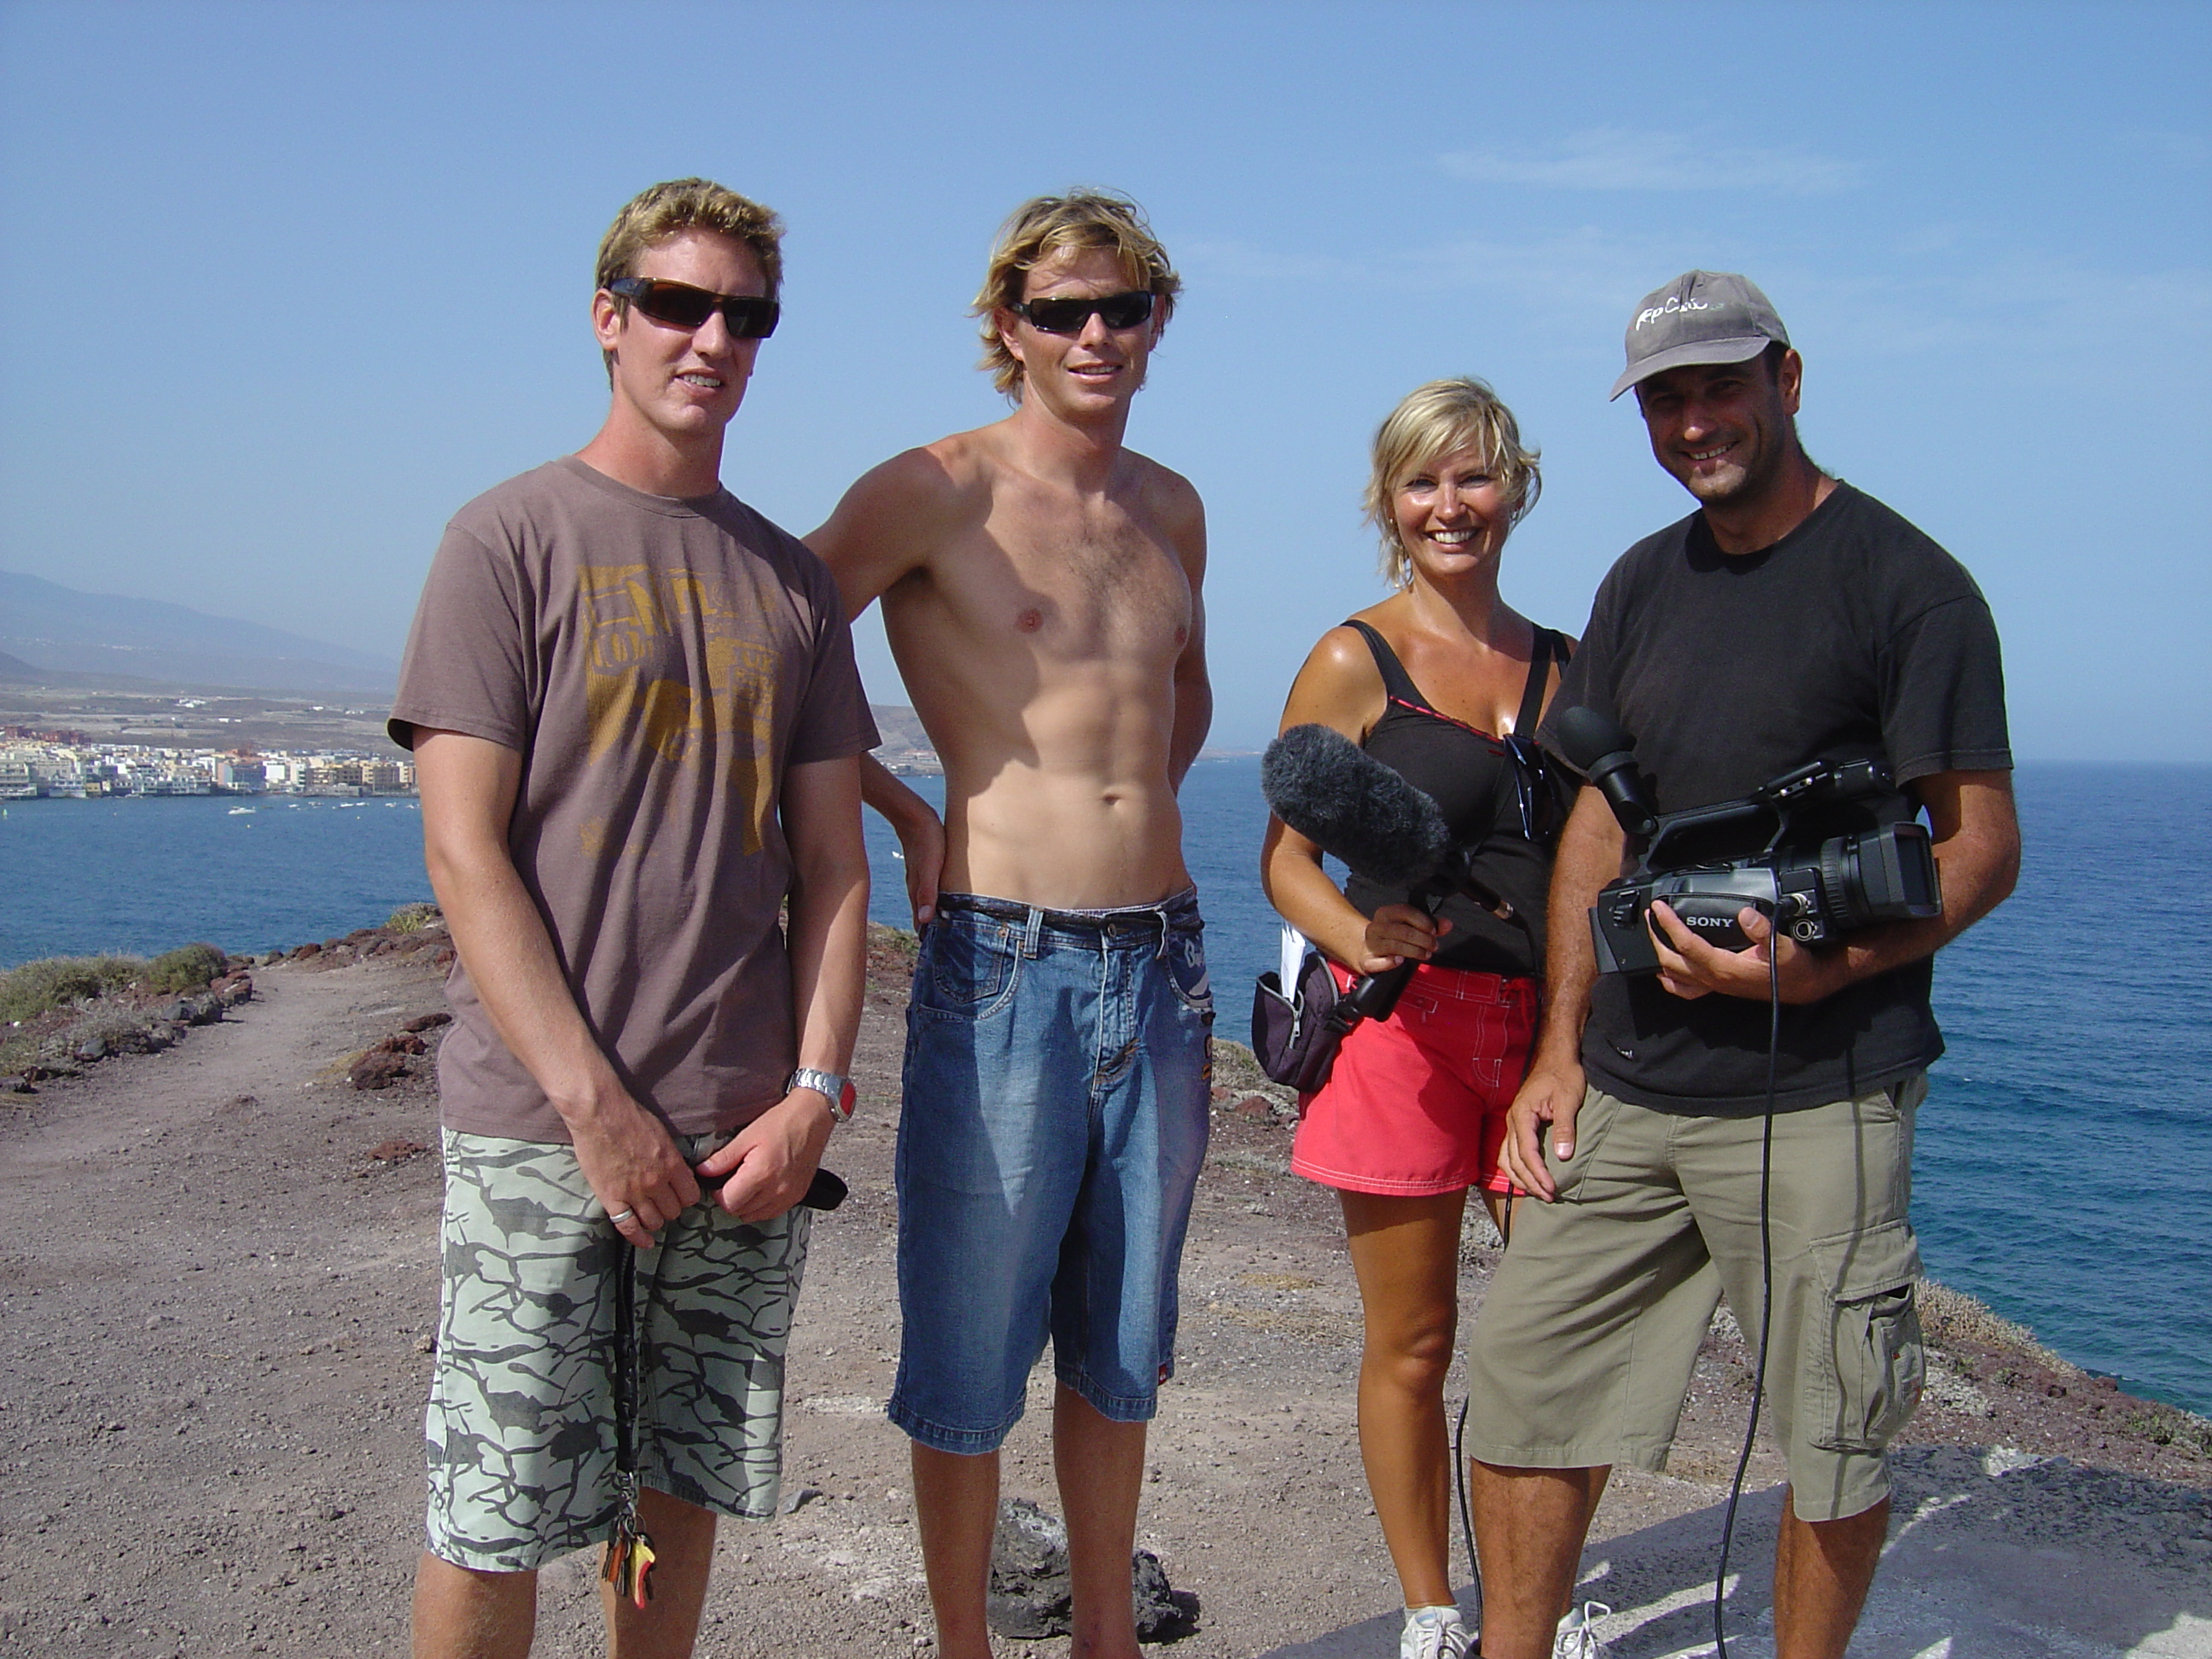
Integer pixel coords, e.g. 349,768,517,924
786,1067,855,1126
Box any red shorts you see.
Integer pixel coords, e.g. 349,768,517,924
1289,961,1538,1198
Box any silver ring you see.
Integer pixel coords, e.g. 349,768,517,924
607,1208,635,1225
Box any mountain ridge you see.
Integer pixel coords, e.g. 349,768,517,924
0,568,398,695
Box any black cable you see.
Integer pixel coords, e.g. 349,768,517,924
1454,1393,1481,1636
1712,884,1784,1659
1452,1200,1508,1650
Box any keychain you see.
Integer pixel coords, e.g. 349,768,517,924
601,1471,657,1608
601,1243,656,1608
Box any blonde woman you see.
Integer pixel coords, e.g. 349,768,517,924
1260,378,1571,1659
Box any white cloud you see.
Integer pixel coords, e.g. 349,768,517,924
1441,127,1864,195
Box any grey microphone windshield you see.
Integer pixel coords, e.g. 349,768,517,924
1260,724,1451,887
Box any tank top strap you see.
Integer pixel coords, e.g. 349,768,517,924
1515,626,1564,737
1342,618,1434,713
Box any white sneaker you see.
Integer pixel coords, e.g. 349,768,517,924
1551,1600,1612,1658
1400,1604,1470,1659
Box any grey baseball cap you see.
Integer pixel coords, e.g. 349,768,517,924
1610,270,1790,401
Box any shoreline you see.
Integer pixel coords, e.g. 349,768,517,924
7,918,2207,1441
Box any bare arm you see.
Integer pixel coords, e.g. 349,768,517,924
1499,785,1625,1201
807,449,953,620
696,755,870,1221
413,729,698,1246
1257,627,1441,976
1647,768,2021,1004
855,752,946,928
1167,491,1212,789
808,455,961,924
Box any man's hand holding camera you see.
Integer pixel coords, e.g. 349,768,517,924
1646,898,1846,1004
1647,767,2018,1009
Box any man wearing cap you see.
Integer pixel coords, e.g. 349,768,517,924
1461,273,2019,1659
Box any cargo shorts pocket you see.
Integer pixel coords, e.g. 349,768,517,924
1543,1086,1624,1204
1804,1218,1925,1452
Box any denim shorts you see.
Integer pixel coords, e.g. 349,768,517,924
890,888,1214,1452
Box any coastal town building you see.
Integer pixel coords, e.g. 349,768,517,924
0,736,416,799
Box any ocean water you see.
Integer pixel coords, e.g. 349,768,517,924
0,795,434,962
868,760,2212,1418
4,763,2208,1417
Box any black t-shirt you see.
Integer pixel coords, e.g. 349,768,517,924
1537,482,2011,1115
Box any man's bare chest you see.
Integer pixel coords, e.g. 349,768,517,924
917,509,1191,661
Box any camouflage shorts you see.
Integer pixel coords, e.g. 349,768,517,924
424,1129,812,1572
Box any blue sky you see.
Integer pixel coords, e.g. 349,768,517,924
2,1,2206,758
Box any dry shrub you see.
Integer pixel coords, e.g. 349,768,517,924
146,944,227,994
0,955,146,1024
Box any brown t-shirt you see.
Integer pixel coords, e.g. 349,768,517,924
389,457,878,1143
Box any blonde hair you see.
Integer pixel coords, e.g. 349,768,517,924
1364,378,1542,589
972,190,1181,398
594,178,784,300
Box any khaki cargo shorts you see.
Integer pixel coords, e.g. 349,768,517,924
1464,1075,1926,1522
424,1130,810,1572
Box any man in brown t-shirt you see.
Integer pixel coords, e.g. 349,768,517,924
390,179,875,1658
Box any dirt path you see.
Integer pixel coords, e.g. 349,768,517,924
2,948,2208,1657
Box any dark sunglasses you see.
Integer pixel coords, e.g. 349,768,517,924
608,276,780,340
1012,290,1156,335
1501,732,1568,844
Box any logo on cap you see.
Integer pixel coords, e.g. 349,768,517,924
1610,271,1789,401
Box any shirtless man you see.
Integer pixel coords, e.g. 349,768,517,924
808,192,1210,1659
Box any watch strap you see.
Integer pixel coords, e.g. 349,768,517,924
787,1067,855,1124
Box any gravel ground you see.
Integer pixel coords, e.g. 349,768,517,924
1,928,2207,1657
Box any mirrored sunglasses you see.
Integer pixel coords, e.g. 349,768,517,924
1012,290,1156,335
608,277,780,340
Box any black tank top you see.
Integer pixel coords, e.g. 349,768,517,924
1339,620,1568,978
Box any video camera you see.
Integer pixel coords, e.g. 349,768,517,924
1552,708,1944,975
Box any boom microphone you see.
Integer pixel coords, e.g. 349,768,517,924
1260,724,1467,1024
1552,706,1658,839
1260,723,1451,886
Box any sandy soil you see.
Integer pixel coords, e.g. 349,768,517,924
2,934,2209,1658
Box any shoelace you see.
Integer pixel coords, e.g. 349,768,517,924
1551,1600,1613,1658
1401,1606,1469,1659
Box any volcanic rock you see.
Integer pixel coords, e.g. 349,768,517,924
985,1498,1190,1641
347,1051,410,1091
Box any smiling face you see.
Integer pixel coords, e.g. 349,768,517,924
995,245,1159,420
1390,442,1513,587
1634,349,1803,508
592,228,768,453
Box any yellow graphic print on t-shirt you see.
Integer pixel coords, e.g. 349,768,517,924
579,563,780,853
